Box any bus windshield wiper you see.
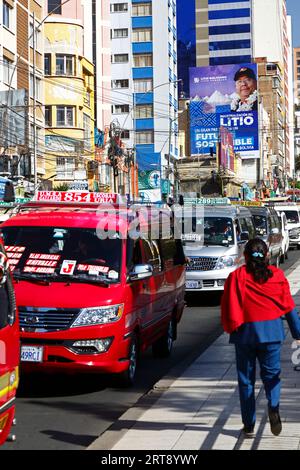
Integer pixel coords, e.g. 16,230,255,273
13,273,52,285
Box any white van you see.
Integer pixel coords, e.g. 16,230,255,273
182,203,256,292
273,203,300,250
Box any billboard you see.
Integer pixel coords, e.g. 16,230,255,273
189,64,259,159
218,127,235,172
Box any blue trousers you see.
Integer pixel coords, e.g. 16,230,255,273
234,342,281,427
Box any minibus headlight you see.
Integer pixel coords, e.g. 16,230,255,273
215,255,238,270
71,304,124,327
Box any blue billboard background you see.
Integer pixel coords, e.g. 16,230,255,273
189,64,259,159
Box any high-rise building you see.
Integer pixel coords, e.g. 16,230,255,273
0,0,45,182
44,0,95,188
195,0,252,67
176,0,196,97
293,47,300,104
110,0,178,199
253,0,293,178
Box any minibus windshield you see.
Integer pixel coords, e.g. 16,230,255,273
252,215,267,236
1,227,122,283
182,217,235,246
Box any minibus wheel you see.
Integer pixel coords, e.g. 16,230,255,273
152,318,176,358
117,334,138,387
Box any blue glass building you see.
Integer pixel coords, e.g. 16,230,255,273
196,0,253,66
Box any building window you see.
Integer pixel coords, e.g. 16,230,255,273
135,104,153,119
84,90,91,107
112,54,129,63
133,54,153,67
113,104,130,114
45,106,52,127
56,55,74,76
56,157,76,180
30,74,42,101
83,114,91,149
29,23,42,49
110,3,128,13
3,57,13,84
134,78,153,93
3,1,10,28
44,54,51,75
121,130,130,139
112,28,128,39
112,79,129,89
136,131,154,144
48,0,62,14
132,28,152,43
56,106,74,127
132,3,152,16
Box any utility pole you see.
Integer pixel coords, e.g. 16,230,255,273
33,12,38,192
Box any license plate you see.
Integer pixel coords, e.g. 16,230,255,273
21,346,43,363
186,280,202,289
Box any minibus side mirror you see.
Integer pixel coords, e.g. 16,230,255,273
129,264,153,281
240,231,250,242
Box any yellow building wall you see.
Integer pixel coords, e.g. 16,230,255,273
44,21,95,186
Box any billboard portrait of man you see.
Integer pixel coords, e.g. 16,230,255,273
231,67,258,113
189,63,259,160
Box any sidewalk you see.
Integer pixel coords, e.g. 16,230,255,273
88,260,300,451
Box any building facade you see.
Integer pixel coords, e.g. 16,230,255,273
0,0,44,189
110,0,179,200
253,0,293,179
44,3,95,189
293,47,300,104
196,0,252,67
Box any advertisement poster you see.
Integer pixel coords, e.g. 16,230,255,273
218,127,235,172
189,63,259,159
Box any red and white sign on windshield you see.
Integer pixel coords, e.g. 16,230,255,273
36,191,118,204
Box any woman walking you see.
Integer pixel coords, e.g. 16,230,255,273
221,238,300,436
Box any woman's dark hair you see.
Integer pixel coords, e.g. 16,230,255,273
244,238,273,283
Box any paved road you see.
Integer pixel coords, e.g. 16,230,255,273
3,250,299,450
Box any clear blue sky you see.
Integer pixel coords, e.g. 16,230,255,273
286,0,300,47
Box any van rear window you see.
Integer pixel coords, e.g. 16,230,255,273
1,227,122,283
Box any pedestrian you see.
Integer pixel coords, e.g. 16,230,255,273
221,238,300,437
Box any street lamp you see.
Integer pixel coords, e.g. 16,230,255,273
2,0,73,192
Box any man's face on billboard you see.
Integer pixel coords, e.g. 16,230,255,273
236,76,257,101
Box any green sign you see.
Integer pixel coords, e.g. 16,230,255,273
0,198,31,207
184,197,230,206
161,179,171,195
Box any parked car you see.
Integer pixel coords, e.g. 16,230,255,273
272,203,300,250
1,191,186,386
182,202,256,292
248,206,283,266
279,211,289,262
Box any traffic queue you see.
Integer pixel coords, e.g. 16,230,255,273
0,191,299,445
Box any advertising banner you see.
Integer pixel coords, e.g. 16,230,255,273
218,127,235,172
189,64,259,159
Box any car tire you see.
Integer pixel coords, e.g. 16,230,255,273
285,251,288,260
297,245,300,251
152,318,176,358
117,334,138,387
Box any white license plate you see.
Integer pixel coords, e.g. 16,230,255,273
21,346,44,363
186,280,202,289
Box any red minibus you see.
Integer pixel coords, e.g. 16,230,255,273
0,241,19,445
1,192,185,385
